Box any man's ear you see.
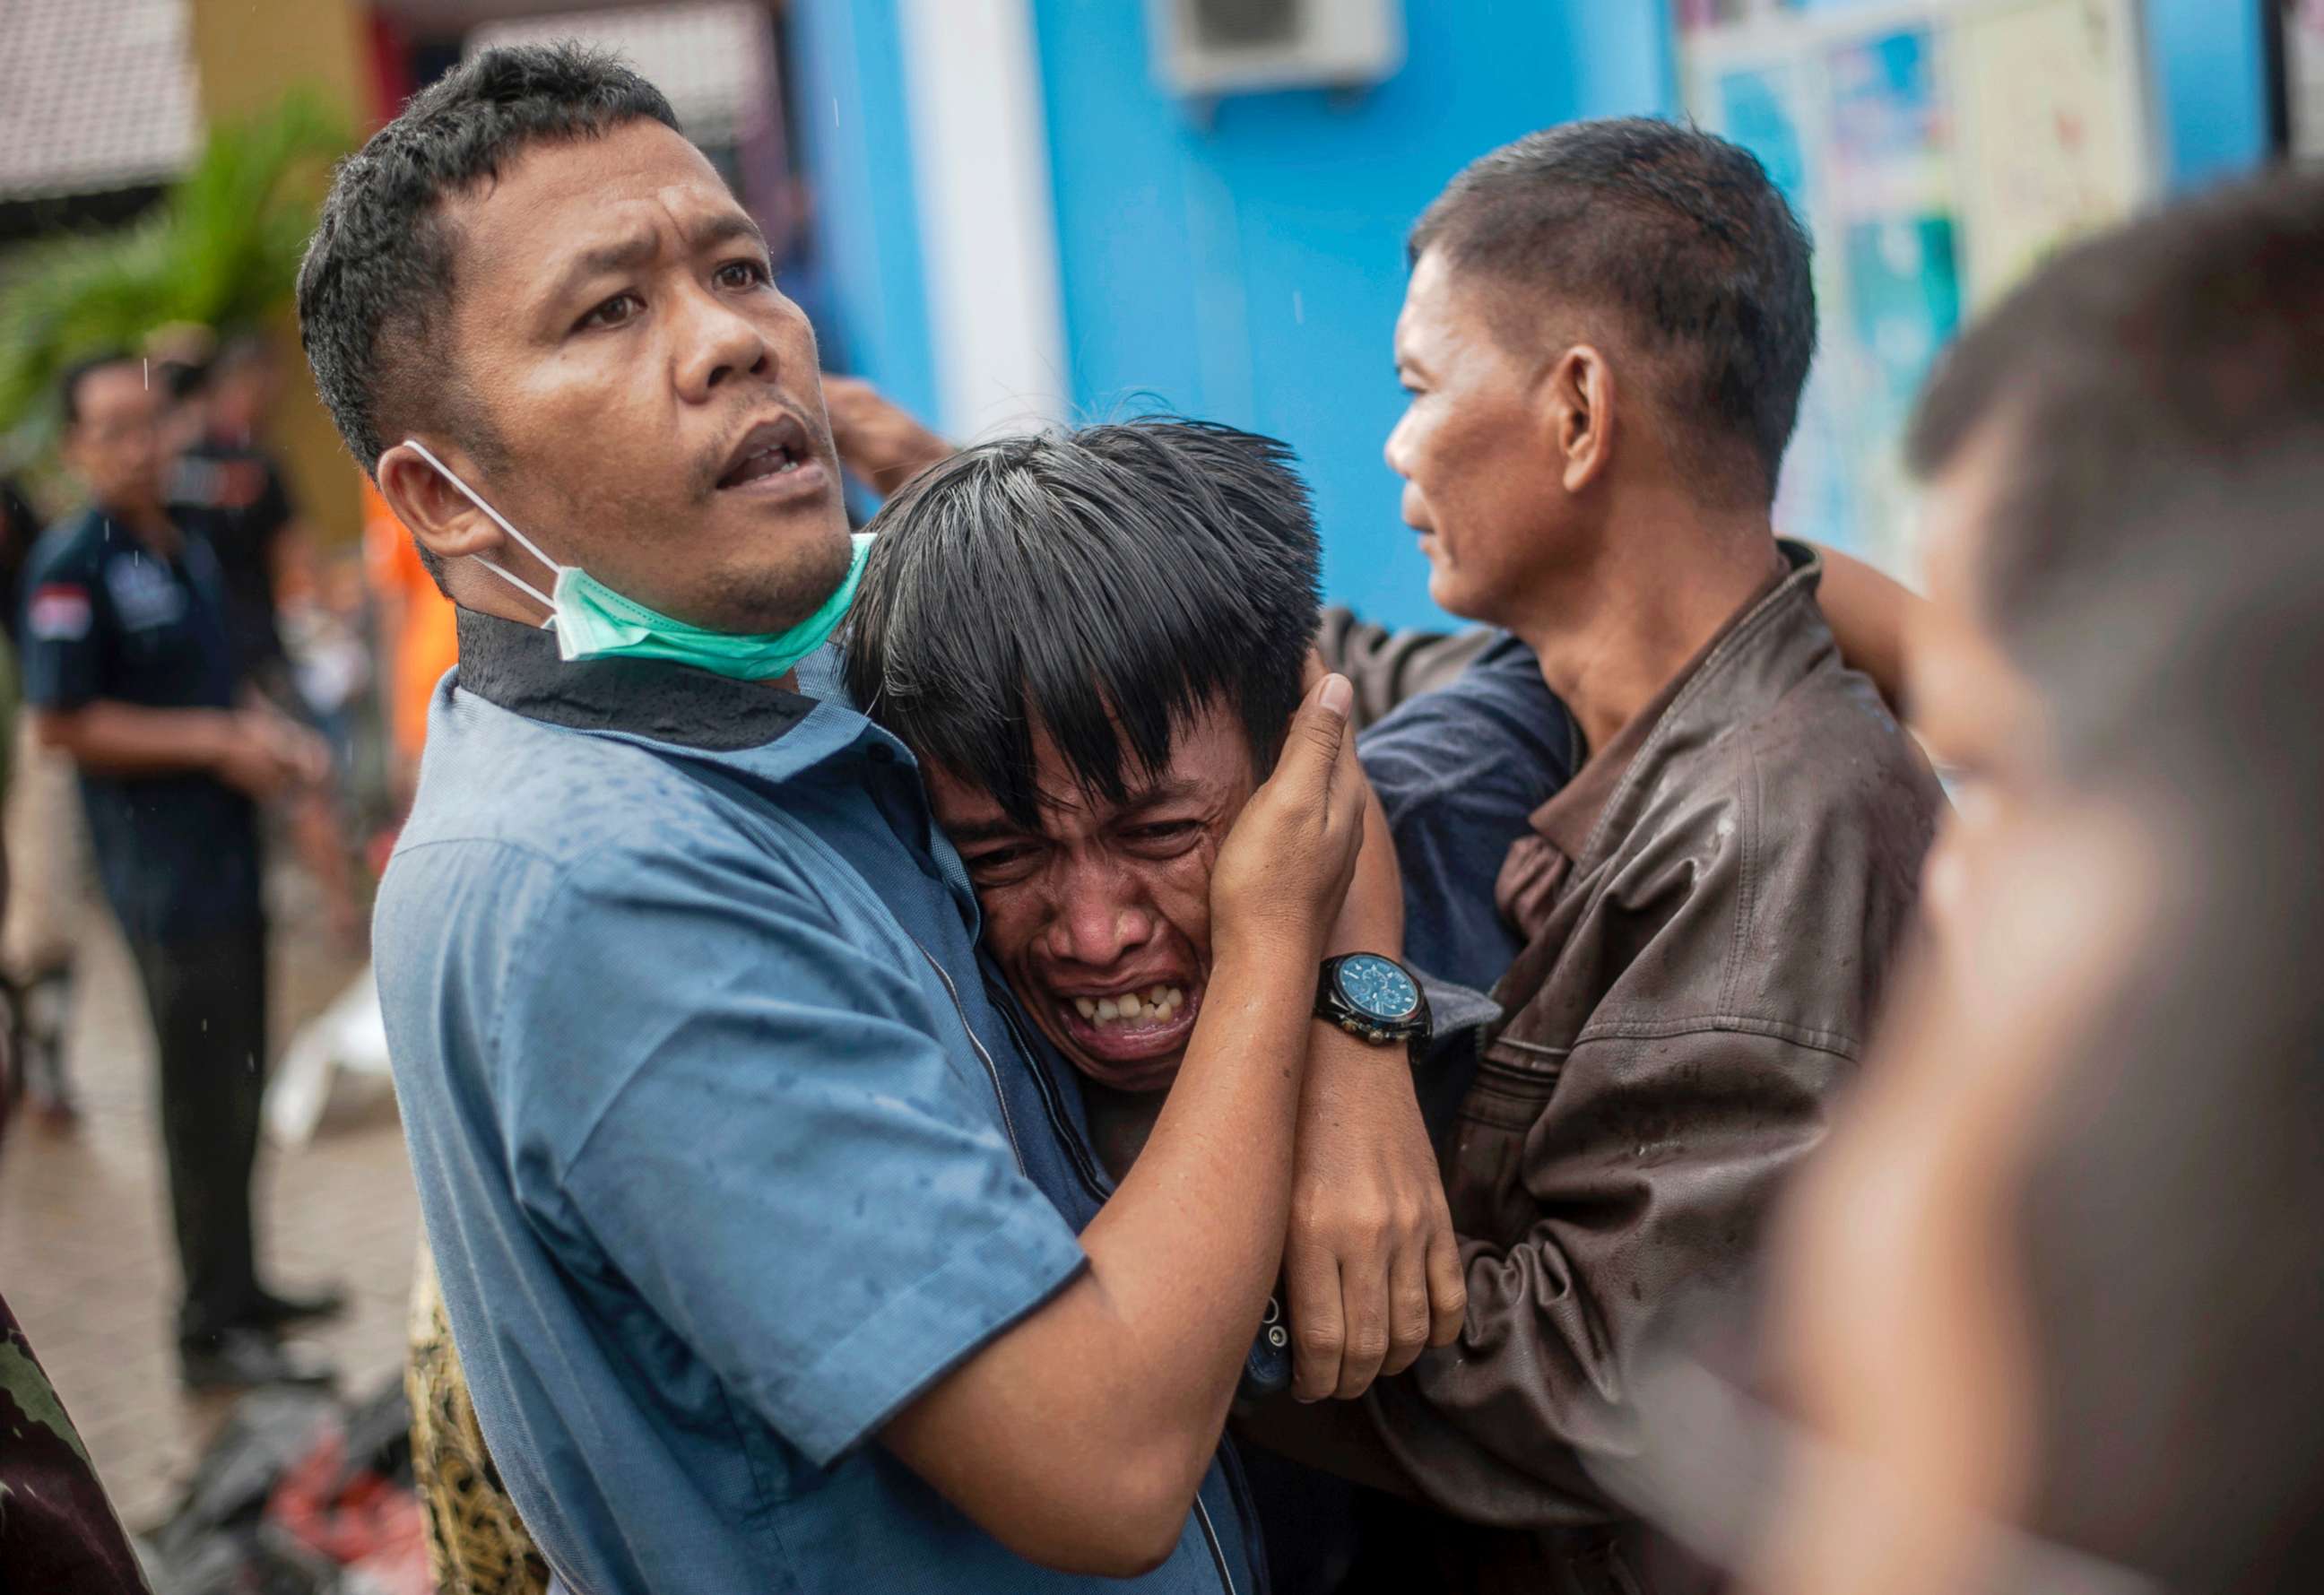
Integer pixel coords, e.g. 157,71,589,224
1541,344,1617,496
374,440,508,569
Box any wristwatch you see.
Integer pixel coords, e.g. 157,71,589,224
1314,953,1432,1047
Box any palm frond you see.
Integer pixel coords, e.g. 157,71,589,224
0,87,353,454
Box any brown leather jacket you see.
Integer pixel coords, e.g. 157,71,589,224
1364,544,1943,1592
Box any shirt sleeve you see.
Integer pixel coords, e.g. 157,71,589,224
17,544,108,712
508,840,1090,1469
1357,634,1576,993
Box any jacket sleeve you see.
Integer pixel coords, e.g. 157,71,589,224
1364,1020,1849,1527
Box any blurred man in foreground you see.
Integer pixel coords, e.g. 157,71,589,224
17,354,339,1390
1740,168,2324,1595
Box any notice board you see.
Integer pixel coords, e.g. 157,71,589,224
1674,0,2155,574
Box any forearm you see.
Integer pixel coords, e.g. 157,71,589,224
885,936,1327,1571
35,702,229,777
1075,934,1323,1469
1333,779,1402,957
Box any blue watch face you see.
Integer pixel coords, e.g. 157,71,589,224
1335,954,1420,1023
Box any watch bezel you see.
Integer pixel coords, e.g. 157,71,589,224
1315,953,1432,1047
1331,952,1423,1023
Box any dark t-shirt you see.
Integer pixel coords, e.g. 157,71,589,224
18,507,261,943
1358,631,1576,994
169,439,292,673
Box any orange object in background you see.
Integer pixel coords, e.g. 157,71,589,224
360,478,455,770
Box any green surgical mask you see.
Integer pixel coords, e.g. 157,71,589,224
404,438,869,682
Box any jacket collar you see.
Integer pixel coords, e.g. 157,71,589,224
454,607,816,753
1526,540,1829,869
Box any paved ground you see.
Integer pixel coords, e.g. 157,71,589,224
0,879,419,1531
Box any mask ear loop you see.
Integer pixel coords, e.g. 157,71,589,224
400,438,560,626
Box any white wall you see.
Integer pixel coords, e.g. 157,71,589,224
895,0,1070,440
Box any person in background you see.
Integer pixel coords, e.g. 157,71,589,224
0,472,84,1125
1739,166,2324,1595
169,334,362,943
168,334,311,691
17,352,343,1391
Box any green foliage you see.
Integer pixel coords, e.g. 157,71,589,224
0,86,352,455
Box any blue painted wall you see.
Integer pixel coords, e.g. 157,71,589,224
791,0,2274,626
787,0,940,428
2151,0,2272,190
1029,1,1671,628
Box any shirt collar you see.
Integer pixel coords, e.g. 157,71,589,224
1526,541,1806,863
454,607,817,753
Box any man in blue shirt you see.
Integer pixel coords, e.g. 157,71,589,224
18,354,343,1391
310,46,1418,1593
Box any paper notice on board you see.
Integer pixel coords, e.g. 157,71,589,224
1951,0,2145,308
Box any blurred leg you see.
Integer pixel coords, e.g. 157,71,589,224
128,930,266,1345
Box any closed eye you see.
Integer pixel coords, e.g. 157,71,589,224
963,843,1042,884
1120,819,1204,855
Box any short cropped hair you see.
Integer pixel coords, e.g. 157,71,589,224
57,350,139,430
844,419,1322,831
297,44,679,475
1906,168,2324,650
1410,118,1817,507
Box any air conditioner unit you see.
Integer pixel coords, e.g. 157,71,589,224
1148,0,1404,97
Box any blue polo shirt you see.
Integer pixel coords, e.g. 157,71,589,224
375,612,1262,1595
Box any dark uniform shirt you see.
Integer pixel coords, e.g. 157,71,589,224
17,507,261,944
169,439,293,674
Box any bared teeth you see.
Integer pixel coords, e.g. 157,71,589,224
1073,984,1191,1029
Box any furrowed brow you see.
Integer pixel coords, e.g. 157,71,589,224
1118,776,1207,813
942,818,1032,847
690,211,768,257
545,230,657,308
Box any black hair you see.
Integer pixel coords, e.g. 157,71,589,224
296,43,680,476
57,350,140,429
1410,117,1817,507
844,418,1322,831
1905,167,2324,653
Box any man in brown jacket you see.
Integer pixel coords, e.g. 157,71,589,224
1345,119,1944,1591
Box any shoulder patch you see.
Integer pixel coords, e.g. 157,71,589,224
25,583,92,642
